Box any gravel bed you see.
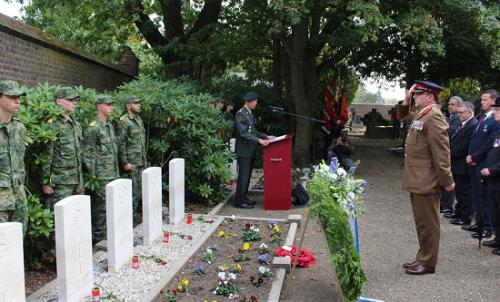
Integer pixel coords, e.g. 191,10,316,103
31,218,213,302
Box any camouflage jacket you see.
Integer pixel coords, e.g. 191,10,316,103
0,119,26,210
82,118,120,181
117,113,147,168
42,116,83,185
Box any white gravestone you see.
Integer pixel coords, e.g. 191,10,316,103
106,179,134,273
229,138,237,180
169,158,185,224
142,167,163,245
0,222,25,302
54,196,93,302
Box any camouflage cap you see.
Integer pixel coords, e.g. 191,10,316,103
0,80,26,96
95,95,113,105
122,95,142,105
54,87,79,100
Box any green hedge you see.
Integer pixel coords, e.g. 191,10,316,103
308,162,367,302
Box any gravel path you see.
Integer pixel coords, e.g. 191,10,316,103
355,137,500,302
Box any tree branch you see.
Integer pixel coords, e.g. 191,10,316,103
159,0,184,41
124,0,168,50
187,0,223,39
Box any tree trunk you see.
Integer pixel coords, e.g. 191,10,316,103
288,20,313,167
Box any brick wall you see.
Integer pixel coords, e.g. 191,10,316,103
0,13,135,91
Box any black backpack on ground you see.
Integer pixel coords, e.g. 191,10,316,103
292,183,310,206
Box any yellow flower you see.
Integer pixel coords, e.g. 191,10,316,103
243,242,250,250
235,263,242,271
218,230,225,237
273,225,281,232
182,278,189,286
177,285,183,291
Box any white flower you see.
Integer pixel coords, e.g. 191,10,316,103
260,243,268,249
228,273,237,280
337,167,347,178
231,215,236,220
206,248,213,254
259,266,270,274
250,225,260,232
218,272,226,280
348,192,356,201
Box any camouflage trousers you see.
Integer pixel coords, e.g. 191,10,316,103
0,186,27,234
123,166,144,216
45,183,84,210
91,181,110,244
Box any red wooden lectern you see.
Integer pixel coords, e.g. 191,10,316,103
263,134,293,210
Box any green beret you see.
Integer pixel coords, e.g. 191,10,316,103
0,80,25,96
122,95,142,105
95,95,113,105
55,87,79,100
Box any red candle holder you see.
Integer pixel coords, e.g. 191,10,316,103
132,256,139,270
186,213,192,224
163,231,170,243
91,287,100,302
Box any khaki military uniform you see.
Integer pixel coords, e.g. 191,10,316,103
117,112,147,215
0,119,27,233
399,103,453,268
83,117,120,243
43,116,84,209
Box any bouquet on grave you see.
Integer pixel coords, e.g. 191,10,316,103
275,245,316,268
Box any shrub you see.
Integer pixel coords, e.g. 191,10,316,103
118,76,233,204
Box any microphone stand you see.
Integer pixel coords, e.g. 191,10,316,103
270,107,325,124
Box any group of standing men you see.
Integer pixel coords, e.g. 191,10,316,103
400,80,500,277
0,80,147,243
441,89,500,255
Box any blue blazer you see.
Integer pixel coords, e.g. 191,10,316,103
468,113,499,164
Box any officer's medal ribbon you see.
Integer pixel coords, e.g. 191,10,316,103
410,120,424,131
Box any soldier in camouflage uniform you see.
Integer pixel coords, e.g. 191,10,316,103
42,87,84,210
117,96,147,217
0,80,28,233
83,95,120,243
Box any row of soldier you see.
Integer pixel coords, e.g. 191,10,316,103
0,80,147,243
440,90,500,255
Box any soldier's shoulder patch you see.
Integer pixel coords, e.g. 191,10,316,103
89,121,97,127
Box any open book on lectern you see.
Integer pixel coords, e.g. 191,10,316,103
269,134,287,144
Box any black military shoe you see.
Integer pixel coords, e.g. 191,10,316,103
492,248,500,256
450,218,471,226
440,208,453,214
471,229,492,238
444,213,458,219
245,198,257,205
482,240,500,248
235,202,255,209
462,224,479,232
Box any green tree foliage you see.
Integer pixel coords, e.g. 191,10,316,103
354,0,500,88
352,86,386,104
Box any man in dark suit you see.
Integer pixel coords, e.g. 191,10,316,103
449,102,477,225
441,96,464,215
480,90,500,255
464,90,500,238
234,92,274,209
